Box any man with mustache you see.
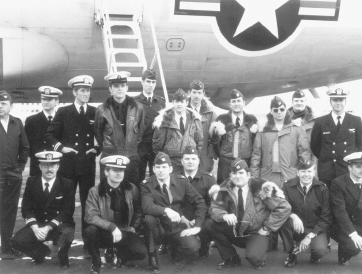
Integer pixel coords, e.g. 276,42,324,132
11,151,75,268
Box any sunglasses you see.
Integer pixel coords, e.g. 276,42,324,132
272,108,286,113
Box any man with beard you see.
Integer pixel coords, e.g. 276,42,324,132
280,157,331,268
11,151,75,268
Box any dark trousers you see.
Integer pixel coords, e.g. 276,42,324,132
58,171,95,242
199,151,214,173
0,167,22,252
138,151,155,182
279,218,329,259
11,223,74,260
143,215,200,260
331,229,362,260
205,219,269,267
84,225,147,267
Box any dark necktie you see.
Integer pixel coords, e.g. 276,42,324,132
194,108,198,113
80,105,85,115
236,117,241,127
48,115,52,123
188,176,193,183
180,117,185,135
237,188,244,221
303,186,307,195
356,184,362,190
44,182,50,198
336,116,341,132
162,184,170,203
147,97,152,104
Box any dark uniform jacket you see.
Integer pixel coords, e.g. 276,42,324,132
0,115,29,170
46,104,99,176
21,175,75,229
141,174,207,234
94,96,144,158
311,112,362,181
283,177,331,235
85,179,143,232
181,169,216,220
330,174,362,236
25,112,53,176
134,93,165,153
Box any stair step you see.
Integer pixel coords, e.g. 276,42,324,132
110,34,139,39
112,48,142,55
107,21,139,27
114,62,145,67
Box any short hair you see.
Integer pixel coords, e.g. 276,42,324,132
230,167,250,174
73,86,91,92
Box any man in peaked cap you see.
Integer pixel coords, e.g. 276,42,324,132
0,91,29,257
11,151,75,268
311,86,362,187
206,158,290,270
250,95,310,250
134,69,165,182
209,89,258,184
141,152,206,272
84,155,146,274
46,75,100,250
94,71,145,188
25,86,62,176
187,80,218,173
153,88,203,174
280,157,331,268
329,152,362,266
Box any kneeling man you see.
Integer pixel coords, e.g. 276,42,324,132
84,155,146,274
280,157,331,268
11,151,75,268
330,152,362,266
206,159,291,270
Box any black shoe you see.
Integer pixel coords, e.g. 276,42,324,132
310,256,321,264
90,264,101,274
198,250,210,259
255,261,266,270
148,252,159,273
338,257,350,266
284,253,297,268
158,244,168,255
216,255,241,270
104,248,115,264
31,258,44,266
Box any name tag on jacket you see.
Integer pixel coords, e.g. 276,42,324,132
323,131,330,135
349,128,356,133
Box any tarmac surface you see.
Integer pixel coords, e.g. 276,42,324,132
1,160,362,274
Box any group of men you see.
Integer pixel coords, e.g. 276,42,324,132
1,68,362,273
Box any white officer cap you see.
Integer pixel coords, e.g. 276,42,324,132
68,75,94,88
35,151,62,162
38,86,63,98
100,155,130,169
326,86,350,98
344,152,362,164
104,71,131,84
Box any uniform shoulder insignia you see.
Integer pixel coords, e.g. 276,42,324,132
201,170,213,176
320,182,327,187
160,96,165,100
143,180,147,184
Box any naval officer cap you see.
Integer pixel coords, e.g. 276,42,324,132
297,157,314,170
270,96,286,109
0,91,12,103
230,89,244,100
327,86,350,98
182,146,199,156
154,152,172,165
38,86,63,98
190,80,204,91
142,69,157,80
68,75,94,88
230,158,249,173
344,152,362,165
101,155,130,169
292,90,305,99
172,88,187,102
35,151,62,163
105,71,131,84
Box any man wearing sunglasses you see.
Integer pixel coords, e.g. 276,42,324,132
311,87,362,187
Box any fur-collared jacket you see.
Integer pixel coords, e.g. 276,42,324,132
250,113,311,185
85,178,143,232
287,105,315,141
209,111,258,160
152,106,203,160
209,178,291,232
94,96,144,157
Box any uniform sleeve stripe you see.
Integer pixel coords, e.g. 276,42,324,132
25,218,36,224
54,142,61,151
51,220,60,226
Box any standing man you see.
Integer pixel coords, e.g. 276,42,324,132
141,152,207,272
11,151,75,268
46,75,99,249
94,71,145,187
187,80,218,173
330,152,362,266
280,158,331,268
180,146,218,257
25,86,62,176
209,89,258,184
84,155,146,274
153,89,203,174
0,91,29,257
134,69,165,182
311,87,362,187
